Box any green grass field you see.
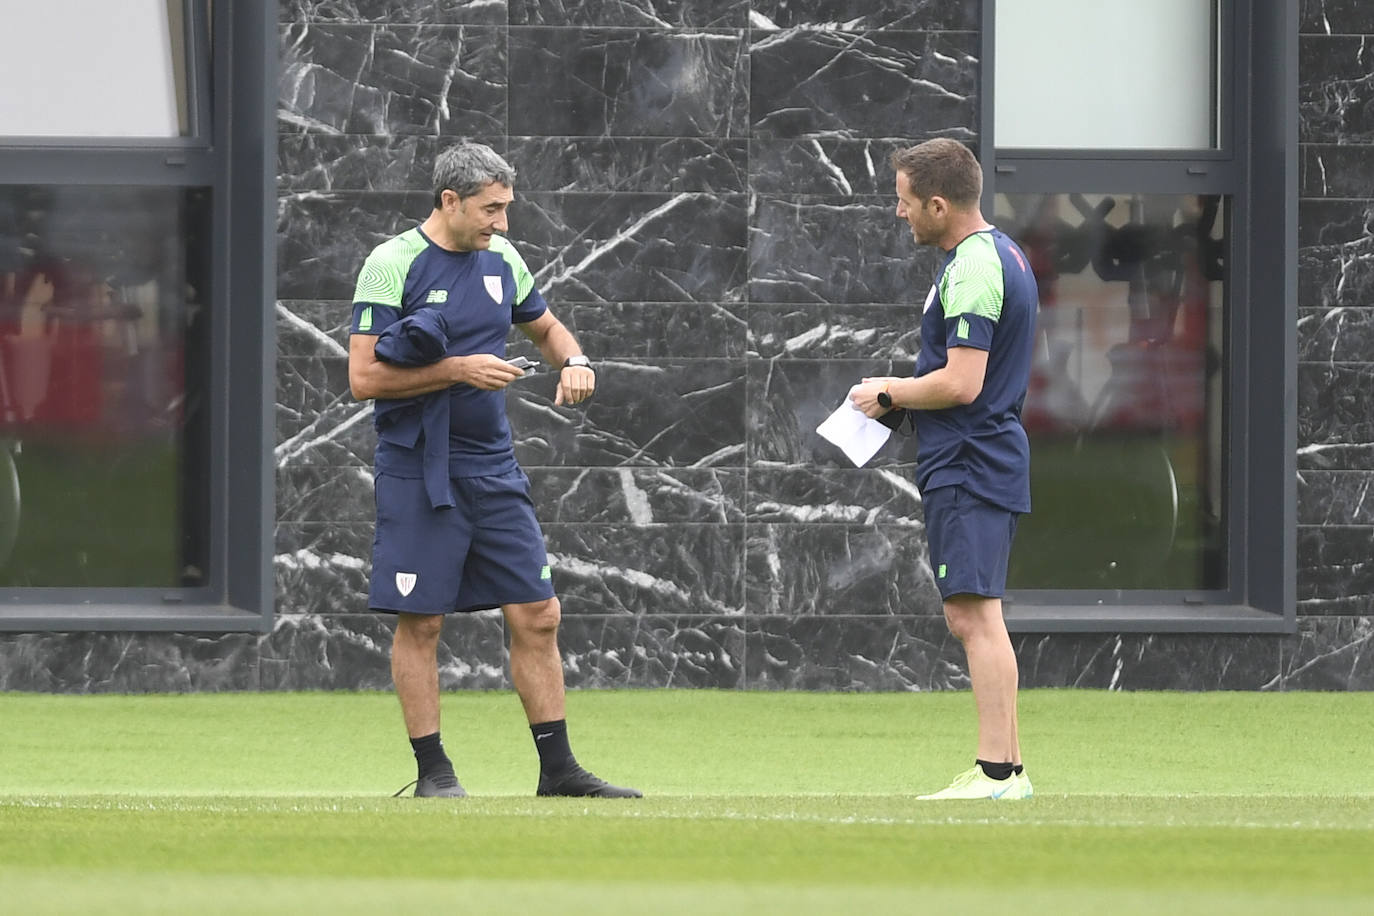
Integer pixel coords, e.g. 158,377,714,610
2,689,1371,914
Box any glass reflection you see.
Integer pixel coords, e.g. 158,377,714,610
998,193,1227,591
0,186,210,587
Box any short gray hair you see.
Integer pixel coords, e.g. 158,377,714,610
432,141,516,207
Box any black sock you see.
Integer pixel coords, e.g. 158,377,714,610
410,732,452,777
1013,764,1024,776
530,719,576,773
976,759,1015,781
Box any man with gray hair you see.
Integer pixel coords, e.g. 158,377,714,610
348,140,639,799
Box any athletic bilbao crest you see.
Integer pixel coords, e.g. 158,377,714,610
484,275,503,303
395,572,417,597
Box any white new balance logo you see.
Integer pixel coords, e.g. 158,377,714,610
425,289,448,303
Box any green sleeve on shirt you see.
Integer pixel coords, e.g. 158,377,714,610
352,229,426,307
940,232,1004,322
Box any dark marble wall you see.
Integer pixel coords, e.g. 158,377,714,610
0,0,1369,692
1293,0,1374,688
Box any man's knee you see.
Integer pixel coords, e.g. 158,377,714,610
507,597,561,640
396,612,444,645
943,595,999,643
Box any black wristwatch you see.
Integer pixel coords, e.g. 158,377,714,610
563,355,592,370
876,389,893,409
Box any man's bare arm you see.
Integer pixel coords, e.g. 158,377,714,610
850,346,989,418
517,309,582,368
518,309,595,405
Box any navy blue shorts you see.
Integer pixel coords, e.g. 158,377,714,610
923,485,1020,600
369,468,555,614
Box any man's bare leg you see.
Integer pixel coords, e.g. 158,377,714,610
503,597,565,724
392,612,444,736
391,612,464,796
503,597,640,798
944,594,1020,764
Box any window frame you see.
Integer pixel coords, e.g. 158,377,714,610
0,1,276,633
983,0,1298,633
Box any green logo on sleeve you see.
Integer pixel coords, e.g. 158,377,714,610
956,317,969,340
358,306,373,331
938,563,947,579
540,565,551,580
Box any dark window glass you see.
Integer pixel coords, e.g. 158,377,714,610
0,186,211,587
998,192,1228,590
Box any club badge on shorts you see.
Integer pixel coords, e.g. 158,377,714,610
484,275,503,303
395,571,417,597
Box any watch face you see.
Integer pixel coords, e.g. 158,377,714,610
565,355,590,368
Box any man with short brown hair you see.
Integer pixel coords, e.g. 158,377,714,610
852,138,1039,799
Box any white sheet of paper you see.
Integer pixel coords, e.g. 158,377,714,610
816,395,891,467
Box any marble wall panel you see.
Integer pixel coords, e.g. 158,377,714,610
282,1,507,24
1298,234,1374,308
510,302,747,359
0,632,260,692
278,191,431,300
275,521,375,616
511,1,746,28
1300,0,1374,34
278,465,377,525
275,354,379,476
279,24,507,135
745,616,967,690
527,468,745,523
508,29,747,138
751,138,910,196
556,615,746,687
1299,200,1374,250
1301,144,1374,199
745,523,941,617
510,138,748,193
750,196,941,304
749,0,977,31
750,30,977,139
1298,306,1374,364
544,522,745,616
748,303,921,360
1278,615,1374,690
746,467,921,524
508,358,746,467
513,192,748,303
1015,632,1283,691
278,136,450,191
1298,525,1374,616
1297,470,1374,526
1296,0,1372,623
1297,363,1374,466
1297,200,1374,312
1299,35,1374,143
278,300,354,356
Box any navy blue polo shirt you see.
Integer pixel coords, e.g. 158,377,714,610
913,228,1039,513
350,226,548,478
